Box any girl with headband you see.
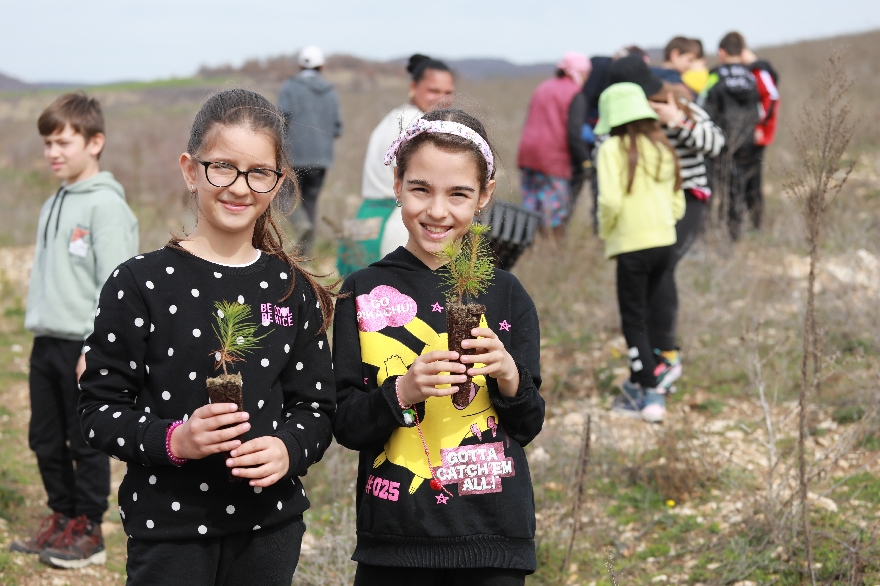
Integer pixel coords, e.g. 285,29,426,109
332,108,544,586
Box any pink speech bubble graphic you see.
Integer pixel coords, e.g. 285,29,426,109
356,285,418,332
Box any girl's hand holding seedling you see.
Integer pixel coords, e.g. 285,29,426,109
397,350,468,406
226,436,290,487
460,327,520,397
169,403,251,460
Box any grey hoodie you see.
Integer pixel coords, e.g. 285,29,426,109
25,171,139,341
278,70,343,169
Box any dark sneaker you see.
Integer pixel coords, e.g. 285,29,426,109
39,515,105,569
641,388,667,423
611,380,646,418
9,512,68,554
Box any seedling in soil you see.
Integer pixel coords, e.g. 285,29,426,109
206,300,269,479
435,223,495,409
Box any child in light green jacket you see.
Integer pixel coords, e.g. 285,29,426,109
595,82,684,423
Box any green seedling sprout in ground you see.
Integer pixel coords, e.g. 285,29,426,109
211,300,269,375
435,223,495,304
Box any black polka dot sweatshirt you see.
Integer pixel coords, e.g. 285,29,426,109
77,246,334,540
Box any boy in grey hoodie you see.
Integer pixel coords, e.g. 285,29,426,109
9,92,138,569
278,45,343,255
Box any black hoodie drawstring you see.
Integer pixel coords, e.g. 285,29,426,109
42,186,65,248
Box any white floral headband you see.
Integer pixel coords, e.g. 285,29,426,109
384,118,495,178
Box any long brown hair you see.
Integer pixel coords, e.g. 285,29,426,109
173,89,337,333
609,118,682,194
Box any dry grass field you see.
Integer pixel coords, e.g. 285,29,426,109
1,28,880,585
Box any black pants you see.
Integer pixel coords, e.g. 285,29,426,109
293,167,327,255
355,564,526,586
616,246,675,388
647,192,707,351
125,515,305,586
728,144,764,240
29,336,110,523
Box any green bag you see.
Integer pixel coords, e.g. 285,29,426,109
336,199,398,278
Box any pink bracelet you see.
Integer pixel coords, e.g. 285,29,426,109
166,420,188,466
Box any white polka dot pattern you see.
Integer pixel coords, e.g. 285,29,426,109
198,525,207,535
166,267,174,274
172,502,180,511
134,318,144,327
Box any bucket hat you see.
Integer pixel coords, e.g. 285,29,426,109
594,82,658,135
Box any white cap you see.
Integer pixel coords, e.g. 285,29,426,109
298,46,325,69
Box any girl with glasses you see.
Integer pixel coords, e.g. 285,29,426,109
77,89,336,585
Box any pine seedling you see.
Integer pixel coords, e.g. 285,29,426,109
435,223,495,304
210,300,269,375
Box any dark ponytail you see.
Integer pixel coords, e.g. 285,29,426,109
174,89,337,333
407,54,452,83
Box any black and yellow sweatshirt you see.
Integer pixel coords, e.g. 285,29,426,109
78,246,334,540
332,247,544,571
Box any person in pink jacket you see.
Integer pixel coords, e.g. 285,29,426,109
517,52,590,237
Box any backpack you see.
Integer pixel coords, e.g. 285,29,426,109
751,60,780,146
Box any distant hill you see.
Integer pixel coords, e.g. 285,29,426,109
391,58,556,80
197,54,557,83
0,72,35,92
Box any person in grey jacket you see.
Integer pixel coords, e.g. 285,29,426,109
278,45,343,255
10,92,138,567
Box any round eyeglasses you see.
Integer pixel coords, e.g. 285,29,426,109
195,159,283,194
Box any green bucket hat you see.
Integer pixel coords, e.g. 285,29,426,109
594,82,658,135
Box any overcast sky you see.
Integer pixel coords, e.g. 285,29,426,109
4,0,879,84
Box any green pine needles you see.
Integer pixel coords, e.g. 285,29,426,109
211,300,269,375
435,223,495,304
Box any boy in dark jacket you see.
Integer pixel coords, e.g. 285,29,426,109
278,45,343,254
700,32,761,240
